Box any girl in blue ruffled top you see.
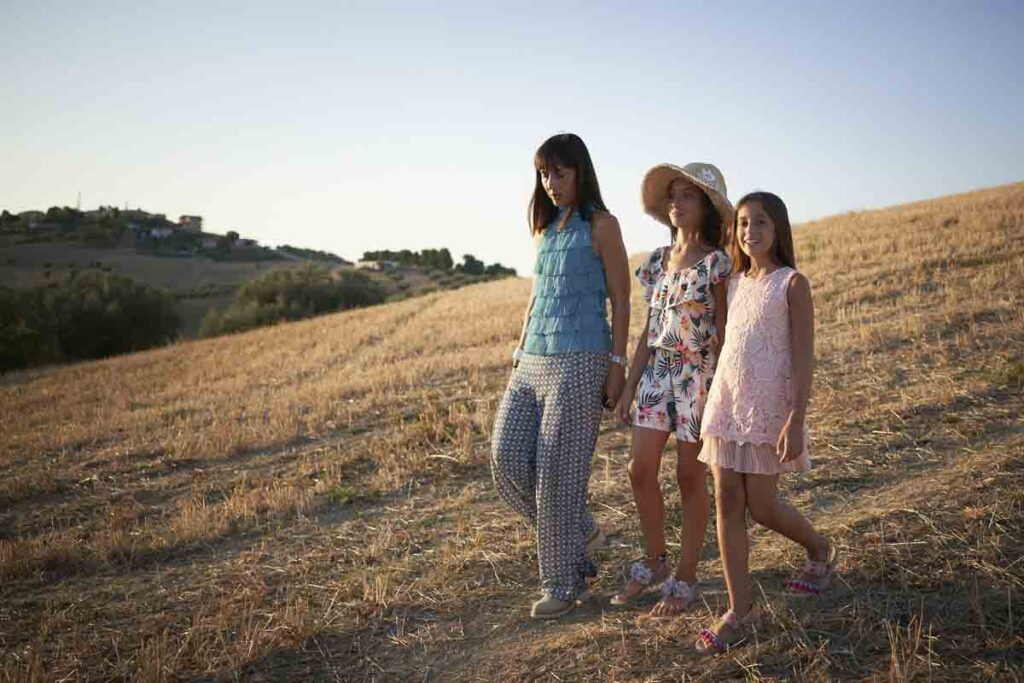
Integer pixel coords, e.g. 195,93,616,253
491,133,631,619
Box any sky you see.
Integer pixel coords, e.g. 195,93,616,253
3,0,1022,276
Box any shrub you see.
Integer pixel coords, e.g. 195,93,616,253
0,270,180,372
201,265,385,336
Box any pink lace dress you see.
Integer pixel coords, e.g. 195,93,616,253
699,267,811,474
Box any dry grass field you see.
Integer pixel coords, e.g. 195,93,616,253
1,183,1022,681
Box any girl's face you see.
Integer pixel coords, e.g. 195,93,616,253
540,162,577,207
667,178,705,232
737,201,777,260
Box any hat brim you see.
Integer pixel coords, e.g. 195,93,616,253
641,164,735,232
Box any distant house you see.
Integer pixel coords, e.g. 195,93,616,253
150,226,174,239
356,259,400,271
200,236,219,249
18,210,45,228
85,206,117,220
179,215,203,233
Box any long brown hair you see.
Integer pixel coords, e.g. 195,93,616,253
668,178,724,249
730,192,797,272
529,133,608,234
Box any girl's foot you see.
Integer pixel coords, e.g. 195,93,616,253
648,577,698,617
786,539,839,595
695,607,757,654
610,554,670,606
531,593,575,620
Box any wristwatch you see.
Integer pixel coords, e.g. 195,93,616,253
609,353,626,366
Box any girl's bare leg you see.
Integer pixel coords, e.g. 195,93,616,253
613,426,672,602
649,441,709,616
743,473,827,559
712,465,752,616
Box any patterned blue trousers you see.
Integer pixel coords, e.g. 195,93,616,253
490,352,609,601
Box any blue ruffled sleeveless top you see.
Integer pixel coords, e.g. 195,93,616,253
523,207,612,355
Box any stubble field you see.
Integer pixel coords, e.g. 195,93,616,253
1,183,1023,681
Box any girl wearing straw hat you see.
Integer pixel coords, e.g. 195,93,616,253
491,133,631,619
611,162,733,616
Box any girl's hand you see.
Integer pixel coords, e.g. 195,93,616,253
777,415,805,463
613,386,635,424
604,365,625,410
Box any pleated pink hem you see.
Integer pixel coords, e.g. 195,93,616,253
698,437,811,474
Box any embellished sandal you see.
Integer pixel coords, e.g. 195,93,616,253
786,541,839,595
610,554,670,606
695,608,757,654
649,578,698,617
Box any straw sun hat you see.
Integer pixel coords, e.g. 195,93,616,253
641,162,734,231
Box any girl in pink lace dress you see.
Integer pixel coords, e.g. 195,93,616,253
694,192,837,654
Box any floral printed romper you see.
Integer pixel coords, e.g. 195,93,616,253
634,247,731,441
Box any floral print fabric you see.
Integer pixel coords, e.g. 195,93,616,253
632,248,731,441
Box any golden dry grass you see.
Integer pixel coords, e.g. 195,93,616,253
1,183,1022,681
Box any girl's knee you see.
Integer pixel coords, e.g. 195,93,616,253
714,475,745,516
627,456,659,485
676,463,707,497
747,496,777,527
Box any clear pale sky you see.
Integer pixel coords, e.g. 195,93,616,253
3,1,1022,276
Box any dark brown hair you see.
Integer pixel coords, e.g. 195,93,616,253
730,192,797,272
529,133,608,234
668,177,724,249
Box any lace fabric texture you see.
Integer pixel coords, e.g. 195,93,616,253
699,267,811,474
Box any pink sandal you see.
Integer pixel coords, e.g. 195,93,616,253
786,541,839,595
695,608,757,654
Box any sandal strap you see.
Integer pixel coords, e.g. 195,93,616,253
627,553,667,586
697,628,726,652
787,578,822,594
803,560,828,577
659,578,697,602
628,561,655,585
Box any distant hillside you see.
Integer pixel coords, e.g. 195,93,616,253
2,183,1021,680
0,209,513,338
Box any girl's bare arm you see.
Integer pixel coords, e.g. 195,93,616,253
787,273,815,422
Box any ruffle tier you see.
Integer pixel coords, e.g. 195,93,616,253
697,437,810,474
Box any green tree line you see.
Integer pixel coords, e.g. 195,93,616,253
361,248,516,276
0,270,180,372
200,265,385,336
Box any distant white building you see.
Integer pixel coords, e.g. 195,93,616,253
356,259,400,271
179,215,203,233
150,227,174,239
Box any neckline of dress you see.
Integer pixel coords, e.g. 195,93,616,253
741,266,790,282
551,206,584,234
662,248,715,276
